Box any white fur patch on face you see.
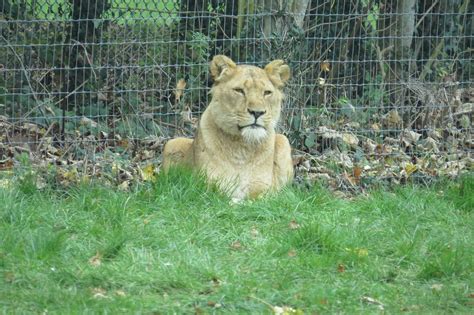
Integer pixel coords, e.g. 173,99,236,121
241,126,268,144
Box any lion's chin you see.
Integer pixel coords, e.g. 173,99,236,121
240,126,268,144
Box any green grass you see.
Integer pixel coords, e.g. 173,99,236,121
1,170,473,314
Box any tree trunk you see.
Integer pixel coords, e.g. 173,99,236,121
291,0,310,30
395,0,416,60
259,0,309,37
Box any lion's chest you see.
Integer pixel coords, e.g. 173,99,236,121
197,150,274,200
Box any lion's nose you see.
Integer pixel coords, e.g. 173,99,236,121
248,109,266,119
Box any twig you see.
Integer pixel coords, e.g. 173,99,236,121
0,34,46,122
71,40,98,81
247,295,275,312
37,121,57,152
21,79,88,122
374,44,393,80
419,39,444,81
415,0,439,29
53,80,89,107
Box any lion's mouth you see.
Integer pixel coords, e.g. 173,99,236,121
238,123,265,131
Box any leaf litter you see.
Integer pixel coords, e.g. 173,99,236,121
0,86,472,195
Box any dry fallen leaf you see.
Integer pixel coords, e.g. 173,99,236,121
88,251,102,267
400,305,421,312
353,165,362,184
117,138,129,149
249,296,303,315
361,296,384,310
250,226,260,238
4,271,15,283
289,220,301,230
401,129,422,146
117,180,130,191
383,110,402,127
288,249,297,257
80,116,98,128
211,277,222,287
342,133,359,148
371,123,380,131
114,289,126,297
91,287,108,299
273,305,303,315
337,264,345,273
0,159,13,170
60,168,79,184
180,106,197,126
320,60,330,72
343,172,357,187
230,240,242,250
207,301,222,308
175,78,186,103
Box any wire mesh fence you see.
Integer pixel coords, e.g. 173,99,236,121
0,0,472,189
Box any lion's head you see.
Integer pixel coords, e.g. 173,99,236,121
206,55,290,144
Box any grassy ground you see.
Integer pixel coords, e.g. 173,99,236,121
1,170,473,314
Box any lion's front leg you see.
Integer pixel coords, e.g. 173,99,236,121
272,134,294,189
162,138,194,171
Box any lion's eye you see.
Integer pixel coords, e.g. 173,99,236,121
233,88,245,95
264,90,273,96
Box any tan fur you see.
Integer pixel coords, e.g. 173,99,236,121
162,55,293,200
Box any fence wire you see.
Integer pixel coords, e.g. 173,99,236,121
0,0,472,188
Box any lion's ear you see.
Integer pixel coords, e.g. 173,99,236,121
264,60,290,88
210,55,237,82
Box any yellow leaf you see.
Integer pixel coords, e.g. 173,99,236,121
320,60,330,72
60,168,79,184
112,162,119,175
345,247,369,257
405,163,417,176
140,164,156,182
175,78,186,103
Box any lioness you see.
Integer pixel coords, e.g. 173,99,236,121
162,55,293,200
